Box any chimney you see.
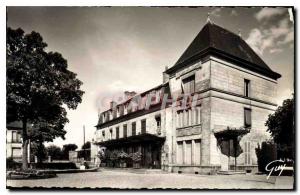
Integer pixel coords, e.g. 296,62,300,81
124,91,137,100
163,66,169,83
110,101,116,110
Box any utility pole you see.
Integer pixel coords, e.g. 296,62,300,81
83,125,85,146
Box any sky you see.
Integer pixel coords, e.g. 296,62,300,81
7,7,294,147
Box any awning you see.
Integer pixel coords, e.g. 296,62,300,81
214,127,250,158
94,133,165,147
214,127,250,140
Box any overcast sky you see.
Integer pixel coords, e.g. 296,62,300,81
7,7,294,147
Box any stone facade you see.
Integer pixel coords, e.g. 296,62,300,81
6,121,31,163
6,128,23,162
93,22,280,173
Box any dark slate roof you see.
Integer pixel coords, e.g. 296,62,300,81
7,121,32,130
6,121,23,130
166,22,281,80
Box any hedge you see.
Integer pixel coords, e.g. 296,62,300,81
31,162,77,170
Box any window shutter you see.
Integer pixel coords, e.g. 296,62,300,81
123,125,127,138
195,108,199,124
191,109,194,125
244,141,251,165
244,108,252,127
132,122,136,136
116,127,119,139
191,78,195,93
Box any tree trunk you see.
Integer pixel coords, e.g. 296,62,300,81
22,118,29,170
228,139,230,170
234,138,237,171
37,141,43,164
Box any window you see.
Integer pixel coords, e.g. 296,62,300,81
177,141,183,164
244,79,250,97
124,104,128,115
177,112,181,127
109,112,112,120
109,129,113,140
116,127,119,139
155,90,161,103
133,146,138,153
182,75,195,94
132,122,136,136
12,131,21,143
102,130,105,139
186,110,190,126
244,108,252,128
195,107,201,124
244,141,251,165
116,107,119,117
177,107,201,128
194,140,201,165
12,147,22,158
119,105,124,116
155,115,161,135
123,124,127,138
112,109,117,119
185,141,192,165
183,111,187,127
181,111,184,127
105,112,109,122
141,119,146,134
127,102,132,113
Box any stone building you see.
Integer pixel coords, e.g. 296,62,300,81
6,121,27,162
93,21,281,173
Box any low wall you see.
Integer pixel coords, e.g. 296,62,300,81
163,165,221,175
229,165,258,173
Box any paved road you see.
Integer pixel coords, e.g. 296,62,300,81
7,169,294,189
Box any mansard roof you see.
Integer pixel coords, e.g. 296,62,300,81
166,22,281,80
96,82,170,128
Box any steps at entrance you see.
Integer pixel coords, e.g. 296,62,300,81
144,169,165,173
217,170,246,175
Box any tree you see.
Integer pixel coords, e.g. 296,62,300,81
62,144,78,160
30,142,47,163
78,141,91,161
6,27,84,169
255,141,277,173
81,141,91,150
46,145,63,161
265,96,295,160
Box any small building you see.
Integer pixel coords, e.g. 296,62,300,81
92,21,281,173
6,121,23,162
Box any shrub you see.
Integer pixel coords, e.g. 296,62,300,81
117,151,129,160
77,149,91,161
32,162,77,170
255,141,277,173
6,157,22,170
110,150,119,161
97,147,106,162
131,152,142,162
7,169,57,180
109,150,119,167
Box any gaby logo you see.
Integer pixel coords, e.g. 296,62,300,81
265,159,286,180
